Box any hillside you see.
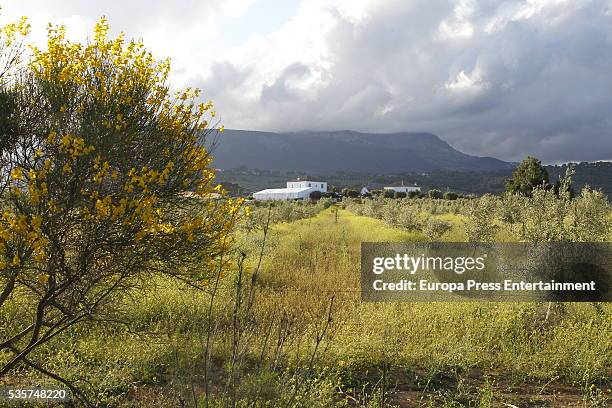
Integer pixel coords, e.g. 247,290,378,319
216,162,612,197
210,129,515,173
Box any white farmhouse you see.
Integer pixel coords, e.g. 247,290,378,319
253,179,327,201
383,181,421,194
286,179,327,192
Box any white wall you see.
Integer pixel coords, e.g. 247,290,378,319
286,181,327,192
253,188,315,201
383,186,421,193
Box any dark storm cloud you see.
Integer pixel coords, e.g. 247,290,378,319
198,0,612,163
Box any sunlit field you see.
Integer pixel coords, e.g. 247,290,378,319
0,7,611,408
3,198,610,407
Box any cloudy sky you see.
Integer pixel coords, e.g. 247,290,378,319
2,0,611,163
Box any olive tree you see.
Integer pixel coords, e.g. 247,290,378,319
464,194,499,242
422,218,451,241
427,189,443,199
0,18,242,399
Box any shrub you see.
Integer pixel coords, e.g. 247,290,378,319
465,194,499,242
422,218,452,240
0,18,241,390
428,189,443,199
443,192,458,200
567,188,611,241
310,190,323,201
396,207,421,230
341,188,359,198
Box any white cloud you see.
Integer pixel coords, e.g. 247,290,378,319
446,70,489,91
197,0,612,162
0,0,257,85
1,0,611,163
438,0,476,39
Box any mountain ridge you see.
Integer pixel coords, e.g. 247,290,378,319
209,129,515,173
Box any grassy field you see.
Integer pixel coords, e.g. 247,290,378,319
2,207,611,407
252,209,611,406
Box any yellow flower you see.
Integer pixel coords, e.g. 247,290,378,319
31,215,43,230
47,131,57,143
47,200,58,213
135,229,146,241
10,168,23,180
61,134,71,148
0,228,10,241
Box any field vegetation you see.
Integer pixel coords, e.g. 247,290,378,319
0,15,610,408
3,190,610,407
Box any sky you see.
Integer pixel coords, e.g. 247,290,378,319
1,0,611,163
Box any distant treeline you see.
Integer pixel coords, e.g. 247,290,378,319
215,162,612,198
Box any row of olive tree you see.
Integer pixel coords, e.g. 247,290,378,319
245,198,332,227
341,188,466,199
343,160,610,243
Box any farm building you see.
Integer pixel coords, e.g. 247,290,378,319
253,179,327,201
383,182,420,194
286,179,327,192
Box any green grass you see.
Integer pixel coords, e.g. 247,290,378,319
241,208,611,405
337,210,424,241
262,209,611,376
2,207,610,407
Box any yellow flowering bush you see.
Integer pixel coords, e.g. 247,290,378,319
0,17,242,386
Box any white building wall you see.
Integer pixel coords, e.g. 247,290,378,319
286,181,327,192
383,186,421,193
253,187,315,201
